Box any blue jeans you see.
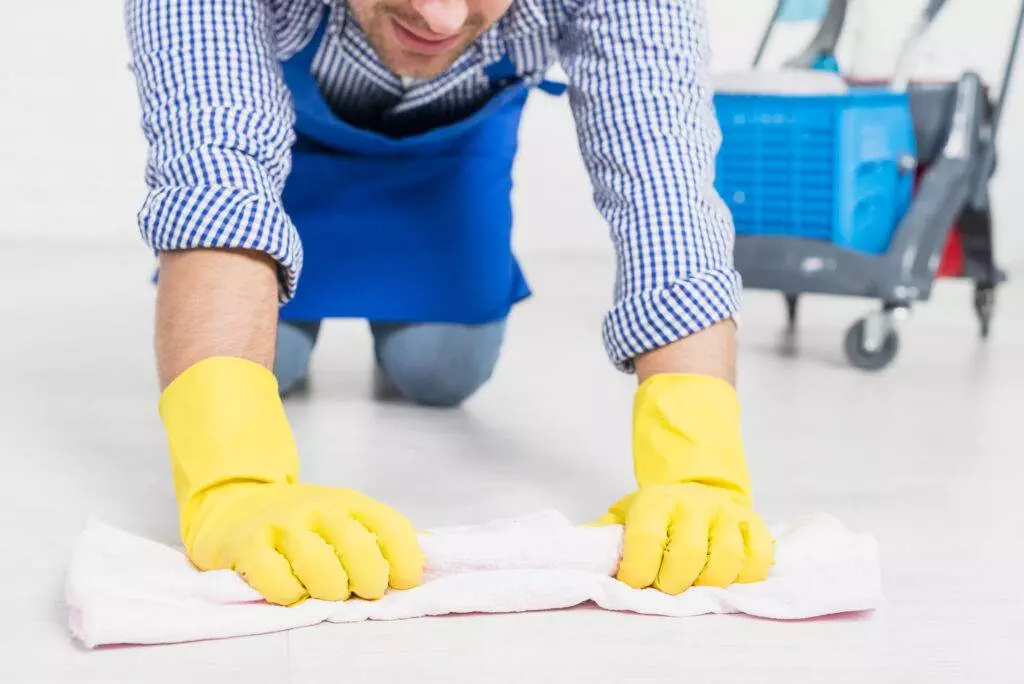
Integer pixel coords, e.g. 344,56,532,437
274,319,507,407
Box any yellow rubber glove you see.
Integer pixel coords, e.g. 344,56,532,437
159,357,424,606
596,374,774,594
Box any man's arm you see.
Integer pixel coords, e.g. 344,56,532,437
559,0,740,373
560,0,774,594
127,0,304,362
127,0,424,605
127,0,302,388
634,320,736,386
156,249,278,390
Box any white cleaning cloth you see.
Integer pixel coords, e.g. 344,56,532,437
67,511,881,648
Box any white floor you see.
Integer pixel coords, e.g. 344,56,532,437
1,243,1021,683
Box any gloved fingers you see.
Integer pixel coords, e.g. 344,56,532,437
616,490,676,589
736,515,775,583
233,544,307,606
347,497,425,591
317,515,390,600
694,509,745,588
276,527,351,602
654,505,713,595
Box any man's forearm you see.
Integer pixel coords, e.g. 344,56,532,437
633,320,737,386
155,249,279,390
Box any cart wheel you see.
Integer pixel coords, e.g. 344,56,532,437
974,286,996,339
784,294,800,330
844,318,900,371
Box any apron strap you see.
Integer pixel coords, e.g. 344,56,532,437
484,54,567,96
537,80,568,96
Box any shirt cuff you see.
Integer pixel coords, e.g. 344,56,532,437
601,268,743,372
138,185,304,302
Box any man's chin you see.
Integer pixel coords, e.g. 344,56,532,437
391,53,459,80
379,34,473,80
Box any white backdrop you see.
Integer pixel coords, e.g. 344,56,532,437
1,0,1021,266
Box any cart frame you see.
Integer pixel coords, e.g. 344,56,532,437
734,0,1023,369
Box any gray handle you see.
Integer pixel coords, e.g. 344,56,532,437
885,74,985,289
971,0,1024,208
753,0,787,67
923,0,951,21
784,0,849,69
891,0,953,90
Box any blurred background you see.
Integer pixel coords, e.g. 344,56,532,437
2,0,1024,265
1,2,1021,680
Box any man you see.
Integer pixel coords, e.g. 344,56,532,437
126,0,774,607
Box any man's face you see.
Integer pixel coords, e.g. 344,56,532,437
348,0,515,79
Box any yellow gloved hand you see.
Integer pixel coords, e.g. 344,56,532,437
596,374,774,594
159,357,424,606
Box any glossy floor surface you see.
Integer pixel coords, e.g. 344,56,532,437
1,244,1021,682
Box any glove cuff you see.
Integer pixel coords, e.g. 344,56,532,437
632,374,752,502
159,357,300,514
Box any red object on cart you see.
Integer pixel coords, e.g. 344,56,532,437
937,228,965,277
912,165,965,277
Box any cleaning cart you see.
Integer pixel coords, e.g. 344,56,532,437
714,0,1023,369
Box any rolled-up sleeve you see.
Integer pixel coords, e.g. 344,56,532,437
125,0,302,299
559,0,740,370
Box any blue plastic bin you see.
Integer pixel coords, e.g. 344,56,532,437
713,89,916,254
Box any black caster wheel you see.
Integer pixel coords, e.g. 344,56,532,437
844,318,899,371
974,286,995,339
784,294,800,331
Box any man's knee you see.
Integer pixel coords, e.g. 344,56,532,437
273,320,321,396
372,320,506,407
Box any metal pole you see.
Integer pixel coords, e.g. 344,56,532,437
973,0,1024,207
892,0,952,91
922,0,952,22
987,0,1024,145
753,0,786,67
784,0,849,69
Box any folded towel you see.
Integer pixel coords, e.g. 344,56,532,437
66,510,882,648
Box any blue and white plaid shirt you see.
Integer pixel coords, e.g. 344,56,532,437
125,0,739,368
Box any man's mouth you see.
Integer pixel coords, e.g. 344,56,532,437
390,16,462,56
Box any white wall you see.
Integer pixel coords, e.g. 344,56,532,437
0,1,146,247
2,0,1022,266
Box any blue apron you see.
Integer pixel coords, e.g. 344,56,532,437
278,13,564,324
